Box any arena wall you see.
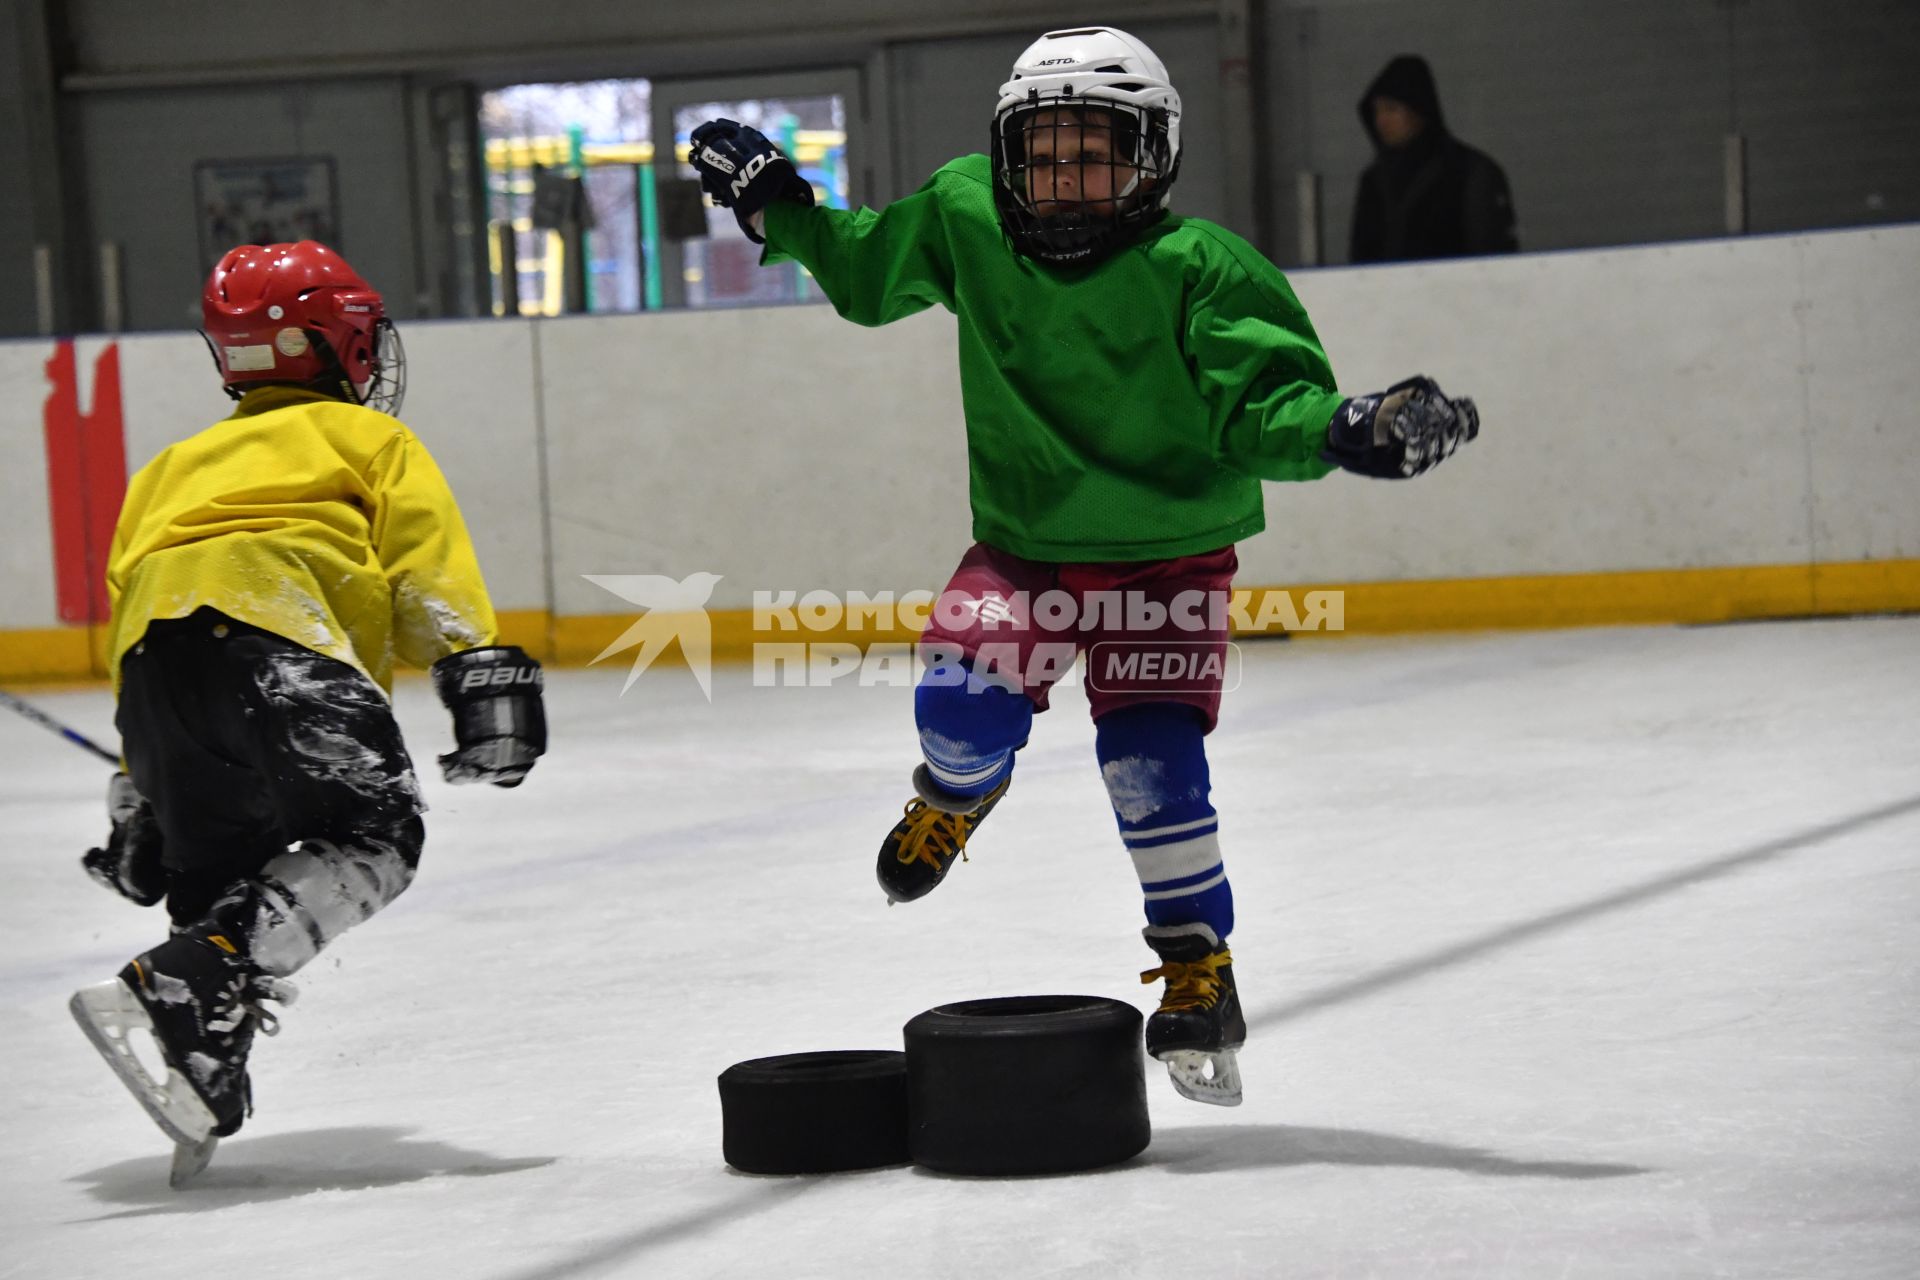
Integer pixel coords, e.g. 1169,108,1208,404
3,223,1915,681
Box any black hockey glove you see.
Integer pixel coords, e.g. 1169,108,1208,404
688,117,815,243
1324,375,1480,479
431,646,548,788
82,772,165,906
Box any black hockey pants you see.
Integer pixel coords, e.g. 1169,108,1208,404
116,608,425,974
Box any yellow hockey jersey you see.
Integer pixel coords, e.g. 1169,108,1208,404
105,386,499,692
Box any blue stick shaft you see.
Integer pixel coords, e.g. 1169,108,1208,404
0,689,121,765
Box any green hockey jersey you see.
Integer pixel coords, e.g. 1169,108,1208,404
763,153,1344,562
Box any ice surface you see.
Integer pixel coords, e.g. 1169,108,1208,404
4,618,1918,1279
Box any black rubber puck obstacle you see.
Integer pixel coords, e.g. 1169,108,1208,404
718,1050,910,1175
904,994,1150,1175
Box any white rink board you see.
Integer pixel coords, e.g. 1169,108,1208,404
115,329,227,474
0,341,60,629
1797,227,1920,563
536,304,970,615
396,318,548,613
1268,238,1818,584
0,224,1915,635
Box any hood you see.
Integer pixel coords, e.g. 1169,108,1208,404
1358,54,1446,148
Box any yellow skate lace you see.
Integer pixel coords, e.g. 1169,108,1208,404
1140,948,1233,1012
891,801,977,870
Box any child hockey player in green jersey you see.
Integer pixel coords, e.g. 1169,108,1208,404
70,241,548,1180
691,26,1477,1104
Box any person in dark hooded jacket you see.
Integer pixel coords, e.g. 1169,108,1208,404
1350,55,1517,263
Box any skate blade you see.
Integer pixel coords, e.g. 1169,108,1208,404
1157,1047,1244,1107
170,1136,219,1187
69,979,218,1149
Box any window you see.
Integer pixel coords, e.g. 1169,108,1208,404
480,76,853,314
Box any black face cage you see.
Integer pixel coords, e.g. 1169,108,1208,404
991,94,1180,267
360,318,406,416
314,317,407,416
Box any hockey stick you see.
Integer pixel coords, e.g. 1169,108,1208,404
0,688,120,765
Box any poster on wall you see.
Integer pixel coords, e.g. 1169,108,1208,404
194,156,339,269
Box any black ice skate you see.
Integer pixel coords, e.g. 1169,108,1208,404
876,765,1010,904
1140,922,1246,1107
70,928,293,1182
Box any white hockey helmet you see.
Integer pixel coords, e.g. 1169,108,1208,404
990,27,1184,265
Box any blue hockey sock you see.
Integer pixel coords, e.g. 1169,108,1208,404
1095,703,1233,941
914,656,1033,798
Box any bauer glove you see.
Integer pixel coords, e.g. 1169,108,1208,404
688,118,816,243
431,646,548,788
1325,375,1480,479
82,771,165,906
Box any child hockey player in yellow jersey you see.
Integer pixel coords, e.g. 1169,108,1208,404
70,241,547,1178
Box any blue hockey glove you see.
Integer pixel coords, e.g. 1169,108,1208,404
431,646,547,788
83,771,165,906
688,118,815,243
1325,375,1480,479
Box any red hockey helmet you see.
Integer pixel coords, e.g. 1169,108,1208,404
201,241,405,414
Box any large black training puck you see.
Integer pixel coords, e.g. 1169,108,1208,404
718,1050,910,1175
904,995,1150,1175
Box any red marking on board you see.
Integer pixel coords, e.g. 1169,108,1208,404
42,341,128,624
